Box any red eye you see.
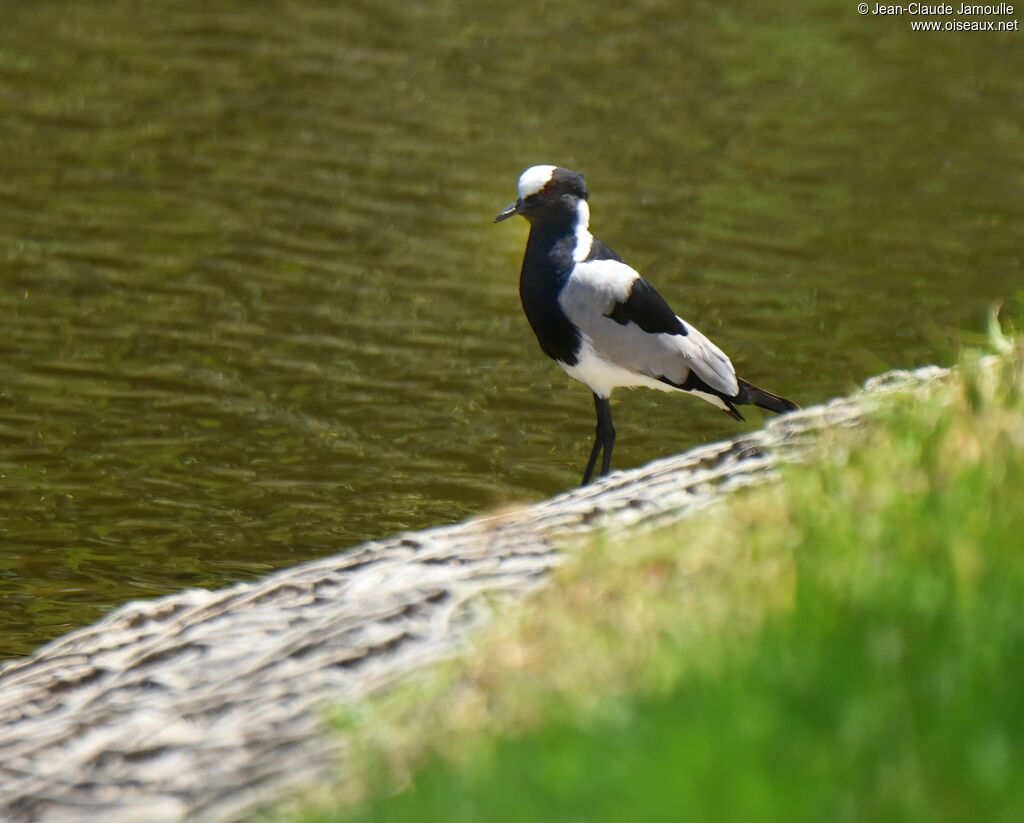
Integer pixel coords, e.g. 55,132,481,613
542,181,558,195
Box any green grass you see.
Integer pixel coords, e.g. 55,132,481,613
296,339,1024,823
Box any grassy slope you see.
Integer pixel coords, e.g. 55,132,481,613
299,340,1024,823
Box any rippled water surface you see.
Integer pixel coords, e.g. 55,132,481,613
1,1,1021,658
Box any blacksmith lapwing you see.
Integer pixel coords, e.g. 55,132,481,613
495,164,798,485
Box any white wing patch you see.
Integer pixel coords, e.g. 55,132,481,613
560,258,637,307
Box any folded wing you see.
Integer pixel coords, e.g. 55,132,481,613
558,259,740,398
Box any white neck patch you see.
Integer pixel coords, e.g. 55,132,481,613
572,199,593,262
517,165,558,199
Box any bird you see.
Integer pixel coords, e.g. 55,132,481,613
495,164,798,485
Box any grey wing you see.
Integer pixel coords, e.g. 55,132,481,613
558,259,740,396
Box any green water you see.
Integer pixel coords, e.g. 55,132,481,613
1,1,1021,659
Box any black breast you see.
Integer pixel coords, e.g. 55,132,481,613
518,227,582,366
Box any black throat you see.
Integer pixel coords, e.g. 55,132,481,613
518,219,582,366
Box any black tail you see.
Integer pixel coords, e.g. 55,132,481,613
737,378,800,415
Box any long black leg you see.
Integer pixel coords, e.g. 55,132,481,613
581,436,602,486
581,393,615,485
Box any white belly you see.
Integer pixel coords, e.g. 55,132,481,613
559,338,730,412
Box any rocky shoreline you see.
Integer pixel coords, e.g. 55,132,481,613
0,364,949,823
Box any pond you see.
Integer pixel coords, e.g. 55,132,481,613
1,0,1021,659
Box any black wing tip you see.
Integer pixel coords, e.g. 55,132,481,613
723,402,745,422
657,371,746,420
657,373,797,421
737,378,800,415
